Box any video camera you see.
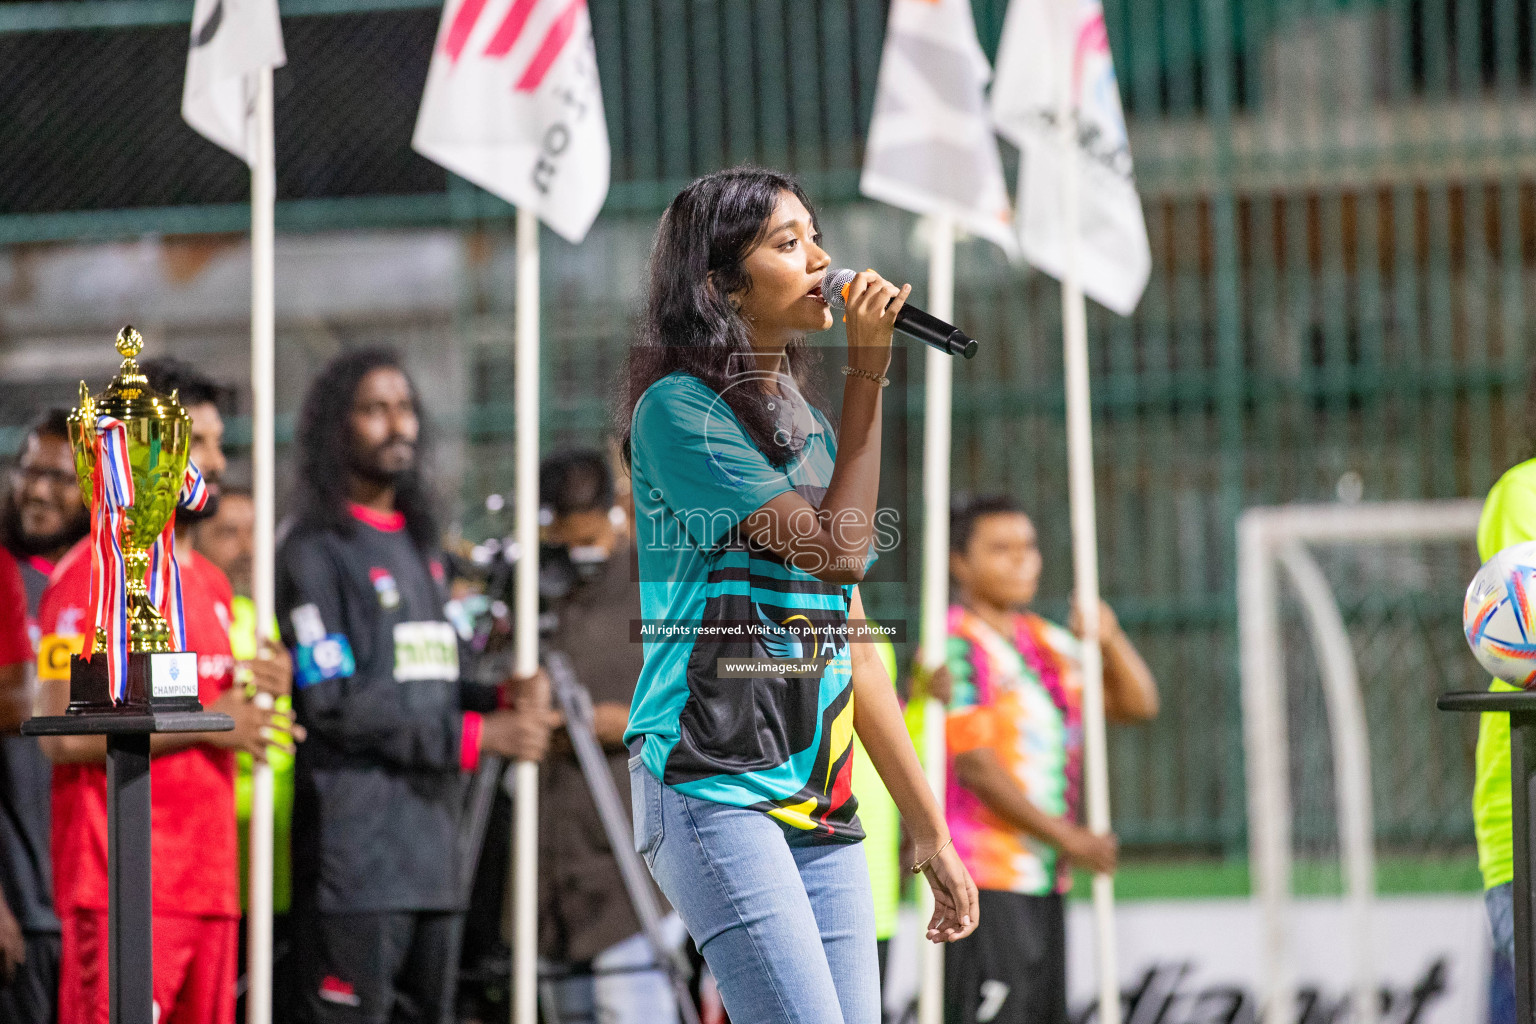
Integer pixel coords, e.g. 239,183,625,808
442,515,610,664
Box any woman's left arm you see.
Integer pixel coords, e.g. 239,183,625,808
847,587,978,943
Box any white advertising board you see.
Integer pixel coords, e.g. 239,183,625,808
1064,896,1488,1024
886,896,1490,1023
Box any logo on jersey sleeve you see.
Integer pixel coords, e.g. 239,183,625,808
392,621,459,683
55,605,84,638
294,635,357,689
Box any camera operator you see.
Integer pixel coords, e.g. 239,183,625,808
537,449,682,1024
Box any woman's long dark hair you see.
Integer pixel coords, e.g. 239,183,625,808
619,167,825,469
290,347,440,551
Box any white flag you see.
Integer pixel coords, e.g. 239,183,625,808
181,0,286,166
413,0,609,244
860,0,1016,255
993,0,1150,316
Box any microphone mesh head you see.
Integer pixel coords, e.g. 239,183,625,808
822,268,856,310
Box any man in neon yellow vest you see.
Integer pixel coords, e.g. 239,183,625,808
194,488,297,918
1473,460,1536,1023
851,632,902,987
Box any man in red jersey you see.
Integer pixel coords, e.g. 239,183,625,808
2,409,91,644
34,358,296,1024
0,409,87,1024
0,545,47,1021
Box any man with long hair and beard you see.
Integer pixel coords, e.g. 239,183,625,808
276,348,553,1024
35,357,296,1024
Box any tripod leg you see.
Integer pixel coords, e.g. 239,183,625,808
538,979,559,1024
543,655,702,1024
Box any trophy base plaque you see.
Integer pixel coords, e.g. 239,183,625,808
65,651,206,716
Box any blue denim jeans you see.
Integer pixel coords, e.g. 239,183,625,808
629,756,881,1024
1488,882,1516,1024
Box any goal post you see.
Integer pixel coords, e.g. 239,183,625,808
1237,500,1484,1024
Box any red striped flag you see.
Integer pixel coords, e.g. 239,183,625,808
414,0,609,243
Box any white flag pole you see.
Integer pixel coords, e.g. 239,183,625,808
511,205,541,1024
1056,27,1120,1024
916,213,955,1024
246,63,278,1024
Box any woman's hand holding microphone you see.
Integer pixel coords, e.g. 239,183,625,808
841,270,911,381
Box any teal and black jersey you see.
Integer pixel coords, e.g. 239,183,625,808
626,372,865,843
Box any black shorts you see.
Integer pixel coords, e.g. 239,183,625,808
0,932,59,1024
945,890,1067,1024
289,910,464,1024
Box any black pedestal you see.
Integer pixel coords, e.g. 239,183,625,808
1439,690,1536,1023
22,712,232,1024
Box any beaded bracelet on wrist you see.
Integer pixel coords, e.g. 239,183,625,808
841,365,890,388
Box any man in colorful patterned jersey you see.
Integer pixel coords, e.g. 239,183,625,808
942,494,1159,1024
0,408,85,1024
35,358,295,1024
276,349,552,1024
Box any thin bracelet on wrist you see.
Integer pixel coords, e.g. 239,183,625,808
911,835,953,875
841,365,890,388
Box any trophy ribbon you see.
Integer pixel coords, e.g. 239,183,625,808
80,416,136,701
146,462,210,653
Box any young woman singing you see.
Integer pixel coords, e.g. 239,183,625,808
621,168,978,1024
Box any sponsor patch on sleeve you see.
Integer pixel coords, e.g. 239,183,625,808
294,634,357,689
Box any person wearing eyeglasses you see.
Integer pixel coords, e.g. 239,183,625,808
1,410,89,633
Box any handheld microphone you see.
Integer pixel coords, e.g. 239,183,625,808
822,268,979,359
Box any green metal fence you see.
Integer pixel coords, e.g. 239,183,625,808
3,0,1530,859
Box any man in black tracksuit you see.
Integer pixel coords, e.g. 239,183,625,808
277,349,551,1024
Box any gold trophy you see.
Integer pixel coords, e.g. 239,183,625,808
23,328,231,1024
65,327,204,714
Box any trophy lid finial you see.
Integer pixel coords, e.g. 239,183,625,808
115,326,143,360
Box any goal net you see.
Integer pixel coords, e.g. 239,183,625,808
1238,500,1486,1024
